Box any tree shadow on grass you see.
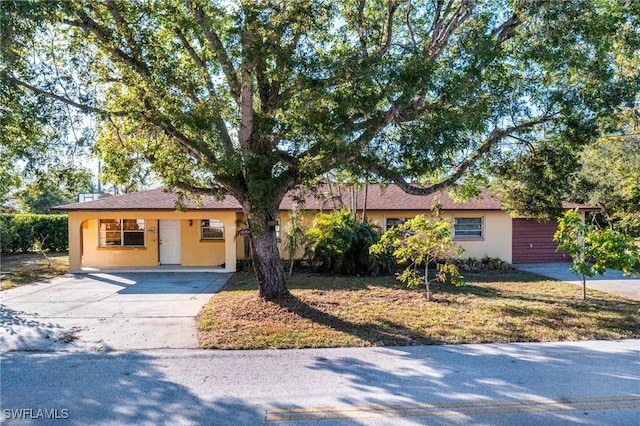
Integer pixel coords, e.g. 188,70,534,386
225,269,546,295
275,293,444,346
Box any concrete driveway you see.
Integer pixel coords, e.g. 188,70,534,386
0,272,230,352
513,263,640,301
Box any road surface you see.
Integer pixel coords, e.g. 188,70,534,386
2,340,639,425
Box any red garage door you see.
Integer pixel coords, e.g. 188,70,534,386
512,219,569,263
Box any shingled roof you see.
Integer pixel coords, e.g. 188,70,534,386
53,187,242,211
280,185,504,211
53,185,591,212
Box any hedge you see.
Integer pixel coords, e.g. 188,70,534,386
0,214,68,253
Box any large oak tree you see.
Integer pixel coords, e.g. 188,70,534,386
2,0,638,299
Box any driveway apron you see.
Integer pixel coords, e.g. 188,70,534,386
0,272,230,352
513,263,640,301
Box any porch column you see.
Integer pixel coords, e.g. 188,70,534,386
68,214,83,273
224,215,237,271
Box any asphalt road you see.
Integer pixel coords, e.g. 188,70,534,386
1,340,639,425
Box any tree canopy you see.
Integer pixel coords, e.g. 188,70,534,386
1,1,96,204
572,115,640,235
15,166,93,214
2,0,638,299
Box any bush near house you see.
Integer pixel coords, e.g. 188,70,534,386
0,214,68,253
304,210,390,276
457,256,511,271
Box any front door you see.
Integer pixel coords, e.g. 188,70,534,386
159,220,181,265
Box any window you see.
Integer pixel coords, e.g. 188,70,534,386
201,219,224,240
454,217,483,238
99,219,145,246
385,217,407,231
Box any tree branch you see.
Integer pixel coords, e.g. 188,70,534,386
9,76,123,116
356,0,369,57
68,4,221,165
491,12,520,45
168,180,227,196
372,114,559,196
238,24,257,155
429,0,475,59
373,0,400,58
174,28,235,156
65,10,143,73
405,0,418,48
104,0,150,75
186,0,241,104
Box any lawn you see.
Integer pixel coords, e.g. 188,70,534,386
1,252,69,290
198,270,640,349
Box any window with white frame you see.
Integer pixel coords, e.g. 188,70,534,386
99,219,145,246
454,217,483,238
201,219,224,240
385,217,407,231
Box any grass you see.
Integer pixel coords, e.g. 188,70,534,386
1,252,69,290
198,270,640,349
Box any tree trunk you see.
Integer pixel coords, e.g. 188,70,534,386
245,209,289,300
582,274,587,301
425,262,432,301
362,183,368,220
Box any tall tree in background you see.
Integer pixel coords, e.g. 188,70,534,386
573,113,640,236
1,1,96,204
15,167,93,213
2,1,638,299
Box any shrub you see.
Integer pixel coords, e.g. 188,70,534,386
0,214,68,253
304,210,387,275
457,256,511,271
236,259,254,272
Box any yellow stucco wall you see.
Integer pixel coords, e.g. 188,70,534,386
180,219,227,267
270,210,512,262
68,210,237,272
80,218,159,268
68,208,513,270
364,210,513,263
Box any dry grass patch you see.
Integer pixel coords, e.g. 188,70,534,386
1,252,69,290
198,270,640,349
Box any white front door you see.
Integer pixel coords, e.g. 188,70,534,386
159,220,181,265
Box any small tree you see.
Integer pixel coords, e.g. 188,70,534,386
371,215,464,301
554,210,640,300
283,203,306,277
